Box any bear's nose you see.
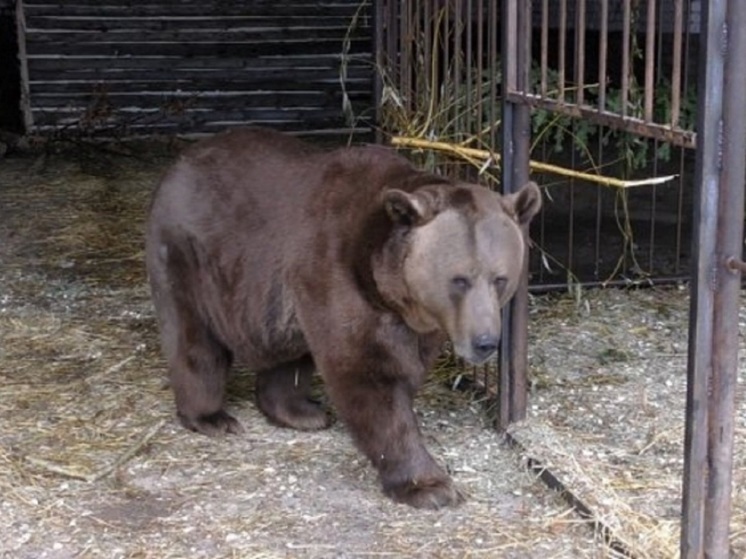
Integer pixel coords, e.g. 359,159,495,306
471,334,499,361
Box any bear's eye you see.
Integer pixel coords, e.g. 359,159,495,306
493,276,508,294
451,276,472,292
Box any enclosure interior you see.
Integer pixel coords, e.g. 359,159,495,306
377,0,699,289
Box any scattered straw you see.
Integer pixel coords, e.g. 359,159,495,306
86,418,167,482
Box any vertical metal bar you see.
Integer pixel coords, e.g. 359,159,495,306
541,0,548,96
538,141,548,284
644,0,657,122
675,145,686,276
465,0,473,138
386,0,398,92
510,0,532,424
454,0,463,141
621,0,631,117
594,136,604,279
521,0,532,94
500,0,531,429
649,147,658,273
476,0,484,136
598,0,608,112
596,0,609,279
398,1,409,115
567,146,575,276
424,0,433,119
649,0,664,275
670,0,683,127
488,0,498,147
443,0,451,136
703,0,746,553
412,0,421,117
373,0,385,143
558,0,567,102
681,0,731,555
575,0,586,106
675,0,693,276
499,0,518,431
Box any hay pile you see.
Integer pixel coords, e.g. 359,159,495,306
515,288,746,558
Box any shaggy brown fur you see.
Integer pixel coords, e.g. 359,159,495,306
146,127,541,509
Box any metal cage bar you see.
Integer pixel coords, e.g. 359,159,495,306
498,0,532,431
682,0,746,555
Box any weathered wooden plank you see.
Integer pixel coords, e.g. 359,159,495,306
28,89,369,108
25,38,370,57
22,4,363,18
26,27,363,44
31,119,369,134
29,65,373,86
25,68,372,87
29,113,373,138
25,54,369,72
28,54,370,68
26,70,372,85
23,0,359,7
25,15,364,31
25,121,374,147
27,76,372,94
31,104,370,125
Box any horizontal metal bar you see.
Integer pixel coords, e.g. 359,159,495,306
528,275,690,294
505,433,635,558
505,92,696,149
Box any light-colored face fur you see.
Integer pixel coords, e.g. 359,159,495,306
403,207,524,364
378,181,541,365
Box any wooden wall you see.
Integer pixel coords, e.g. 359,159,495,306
19,0,374,140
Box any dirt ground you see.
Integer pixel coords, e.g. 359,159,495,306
0,141,743,558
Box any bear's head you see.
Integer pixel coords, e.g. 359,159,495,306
373,180,542,365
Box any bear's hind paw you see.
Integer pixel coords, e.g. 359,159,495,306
260,398,332,431
178,410,244,436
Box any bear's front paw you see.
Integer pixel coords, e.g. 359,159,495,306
384,477,466,509
178,410,244,436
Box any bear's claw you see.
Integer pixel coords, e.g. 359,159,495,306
260,398,332,431
384,477,466,510
178,410,244,436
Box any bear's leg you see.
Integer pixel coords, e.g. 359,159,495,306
255,357,331,431
169,319,242,437
150,235,242,436
324,375,465,509
153,282,242,436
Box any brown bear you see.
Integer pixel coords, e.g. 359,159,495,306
145,127,541,509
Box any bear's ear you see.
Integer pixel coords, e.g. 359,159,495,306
504,181,542,226
383,189,439,227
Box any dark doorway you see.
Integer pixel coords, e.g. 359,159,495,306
0,0,22,133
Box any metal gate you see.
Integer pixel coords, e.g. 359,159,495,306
503,2,744,557
376,1,746,556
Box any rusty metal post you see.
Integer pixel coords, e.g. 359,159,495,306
498,0,531,430
682,0,746,556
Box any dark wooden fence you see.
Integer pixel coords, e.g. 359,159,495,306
19,0,374,140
